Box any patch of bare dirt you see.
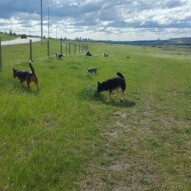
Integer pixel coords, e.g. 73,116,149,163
80,95,190,190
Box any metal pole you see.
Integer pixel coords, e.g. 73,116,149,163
56,26,57,40
45,0,50,39
41,0,43,45
48,5,49,38
0,39,2,71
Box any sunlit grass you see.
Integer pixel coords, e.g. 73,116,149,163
0,39,191,190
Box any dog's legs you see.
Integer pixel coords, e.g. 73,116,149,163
108,90,112,101
121,90,125,101
34,80,39,91
115,89,120,97
27,81,30,89
20,79,25,87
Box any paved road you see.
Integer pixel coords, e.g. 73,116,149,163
1,37,41,46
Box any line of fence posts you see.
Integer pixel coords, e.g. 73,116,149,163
63,40,89,55
46,39,88,57
0,39,89,70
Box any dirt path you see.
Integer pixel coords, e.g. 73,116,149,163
80,94,190,190
80,104,161,190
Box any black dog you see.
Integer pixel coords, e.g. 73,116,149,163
56,53,63,59
87,67,97,74
86,51,92,56
97,72,126,100
13,61,39,91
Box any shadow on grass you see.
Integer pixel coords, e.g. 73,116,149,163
96,93,136,107
12,82,39,96
101,99,136,108
80,85,136,108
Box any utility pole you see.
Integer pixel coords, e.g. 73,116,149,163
47,2,49,39
41,0,43,45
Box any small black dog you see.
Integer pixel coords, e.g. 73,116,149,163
13,61,39,91
87,67,97,74
86,51,92,56
56,53,63,59
97,72,126,100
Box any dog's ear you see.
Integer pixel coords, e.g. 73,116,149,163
97,81,101,85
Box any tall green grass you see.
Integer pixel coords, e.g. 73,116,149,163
0,33,17,41
0,40,191,190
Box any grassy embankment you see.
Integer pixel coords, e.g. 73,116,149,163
0,33,17,41
0,37,190,190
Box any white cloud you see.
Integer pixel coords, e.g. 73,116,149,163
0,0,191,40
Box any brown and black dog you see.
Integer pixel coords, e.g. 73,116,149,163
13,61,39,91
97,72,126,100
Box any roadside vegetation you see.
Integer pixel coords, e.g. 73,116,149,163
0,33,17,41
0,35,190,190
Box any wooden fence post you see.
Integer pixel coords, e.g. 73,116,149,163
30,39,32,61
74,43,76,55
69,43,71,55
60,39,62,54
47,40,50,58
0,39,2,71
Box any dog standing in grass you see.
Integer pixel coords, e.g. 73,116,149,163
13,60,39,91
86,51,92,56
97,72,126,100
87,67,97,74
56,53,63,59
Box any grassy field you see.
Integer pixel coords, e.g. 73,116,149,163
0,38,191,191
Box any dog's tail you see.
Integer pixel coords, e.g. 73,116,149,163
116,72,125,79
29,60,35,75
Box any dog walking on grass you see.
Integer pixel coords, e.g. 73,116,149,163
97,72,126,100
87,67,97,74
13,60,39,91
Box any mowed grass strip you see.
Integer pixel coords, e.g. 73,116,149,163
0,39,191,190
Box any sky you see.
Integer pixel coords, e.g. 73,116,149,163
0,0,191,41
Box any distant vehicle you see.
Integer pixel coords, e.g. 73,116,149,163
21,34,27,39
